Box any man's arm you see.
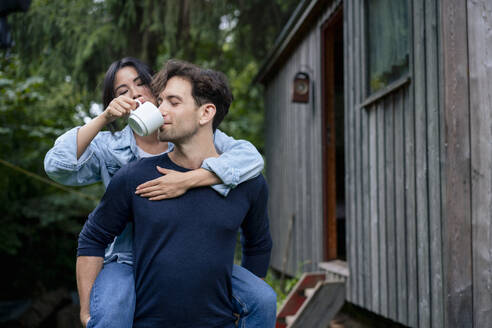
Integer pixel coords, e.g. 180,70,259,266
240,176,272,278
76,167,133,326
76,256,103,327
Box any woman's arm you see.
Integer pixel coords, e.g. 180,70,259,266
44,127,105,186
135,129,264,199
135,166,221,200
44,96,137,186
77,96,136,159
204,129,264,195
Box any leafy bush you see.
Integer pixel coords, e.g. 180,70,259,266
0,53,103,299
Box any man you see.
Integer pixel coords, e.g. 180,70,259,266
77,60,273,328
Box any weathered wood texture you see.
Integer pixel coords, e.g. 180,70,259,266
344,0,356,304
342,0,445,326
468,1,492,327
261,0,456,327
264,0,342,276
440,0,473,327
290,281,345,328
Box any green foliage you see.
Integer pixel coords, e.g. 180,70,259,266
264,270,300,309
0,53,103,298
220,61,265,151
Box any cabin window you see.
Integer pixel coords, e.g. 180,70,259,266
365,0,409,94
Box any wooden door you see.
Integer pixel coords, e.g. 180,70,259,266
322,8,345,261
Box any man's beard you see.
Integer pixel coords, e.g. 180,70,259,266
158,125,199,144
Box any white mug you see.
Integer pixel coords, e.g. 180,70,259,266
128,100,164,136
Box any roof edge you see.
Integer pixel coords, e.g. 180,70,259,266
254,0,327,84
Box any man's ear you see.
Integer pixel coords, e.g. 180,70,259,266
199,103,216,127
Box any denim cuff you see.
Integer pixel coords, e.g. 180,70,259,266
48,126,94,169
202,157,239,186
202,157,237,197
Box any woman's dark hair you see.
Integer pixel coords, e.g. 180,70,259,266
102,57,154,109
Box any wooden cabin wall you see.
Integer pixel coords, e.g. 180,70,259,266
264,29,324,276
441,0,492,327
264,0,342,276
264,22,323,277
344,0,444,327
263,0,492,326
468,1,492,326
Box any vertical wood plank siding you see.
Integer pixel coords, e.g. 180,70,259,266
261,0,449,326
425,0,444,327
369,103,379,314
440,0,473,327
264,0,342,276
384,94,397,322
345,0,445,325
468,1,492,327
353,0,364,307
377,102,388,317
342,2,444,323
394,88,408,325
344,0,357,303
414,0,432,325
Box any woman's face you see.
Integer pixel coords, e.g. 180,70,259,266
113,66,155,104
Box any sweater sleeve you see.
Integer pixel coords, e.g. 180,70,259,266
240,176,272,277
77,166,133,257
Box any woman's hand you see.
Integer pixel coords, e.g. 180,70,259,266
135,167,193,200
102,95,137,124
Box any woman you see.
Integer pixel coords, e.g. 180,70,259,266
44,57,276,328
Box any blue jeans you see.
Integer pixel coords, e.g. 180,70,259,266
87,262,276,328
87,262,135,328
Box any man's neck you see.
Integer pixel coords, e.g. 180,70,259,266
168,129,219,170
134,131,169,154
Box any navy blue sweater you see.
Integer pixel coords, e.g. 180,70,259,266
78,153,272,328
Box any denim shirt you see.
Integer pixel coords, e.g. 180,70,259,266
44,125,264,264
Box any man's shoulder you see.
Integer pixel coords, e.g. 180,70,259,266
250,173,267,187
126,153,170,171
235,174,268,198
110,155,153,181
114,153,176,181
107,156,160,192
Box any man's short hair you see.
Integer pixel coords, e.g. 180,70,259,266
152,60,233,131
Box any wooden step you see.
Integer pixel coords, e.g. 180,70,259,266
304,287,316,298
276,272,326,328
288,281,345,328
318,260,348,282
276,271,345,328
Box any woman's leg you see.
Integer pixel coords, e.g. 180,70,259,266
87,261,135,328
231,264,277,328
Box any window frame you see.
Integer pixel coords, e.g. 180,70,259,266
361,0,412,108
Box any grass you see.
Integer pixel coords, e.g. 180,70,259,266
264,269,300,309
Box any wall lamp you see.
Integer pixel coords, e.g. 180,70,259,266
292,72,310,103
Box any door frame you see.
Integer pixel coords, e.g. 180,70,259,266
321,6,343,261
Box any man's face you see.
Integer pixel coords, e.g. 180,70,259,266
156,76,201,143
